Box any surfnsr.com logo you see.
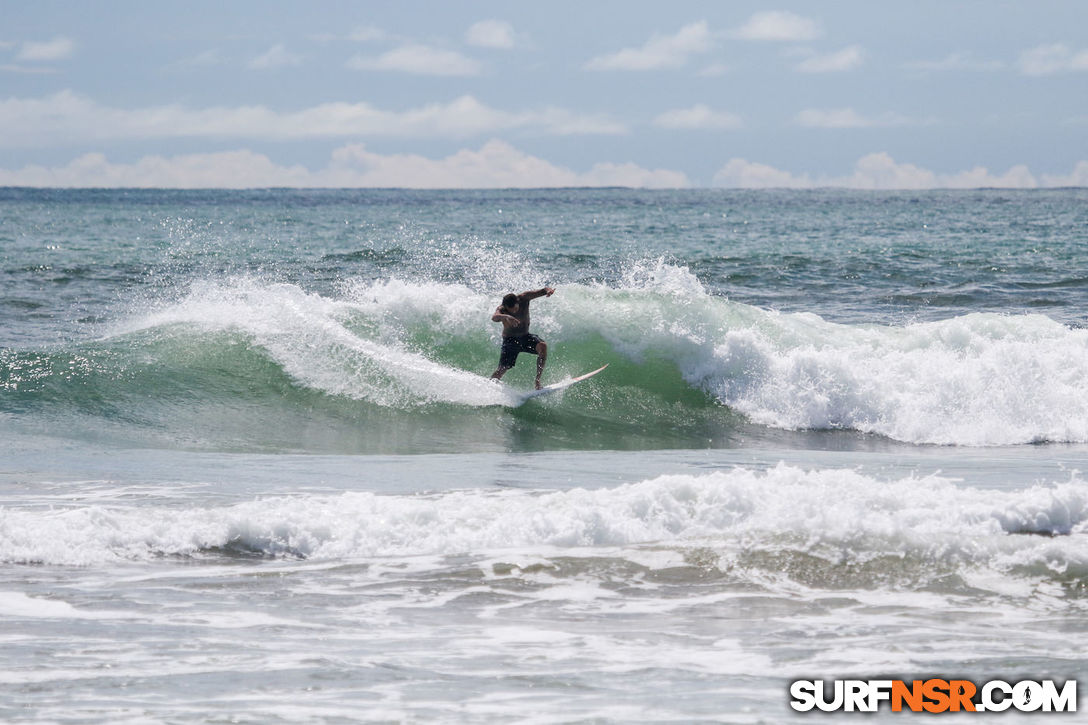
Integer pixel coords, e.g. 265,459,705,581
789,679,1077,713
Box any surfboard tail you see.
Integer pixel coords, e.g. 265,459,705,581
521,364,608,401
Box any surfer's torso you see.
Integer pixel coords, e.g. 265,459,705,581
501,295,531,338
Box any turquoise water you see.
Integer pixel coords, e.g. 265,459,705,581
2,189,1087,721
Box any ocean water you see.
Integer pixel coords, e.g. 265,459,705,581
2,188,1087,722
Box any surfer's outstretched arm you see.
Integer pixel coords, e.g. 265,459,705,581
521,287,555,300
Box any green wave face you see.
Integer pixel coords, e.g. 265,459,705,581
0,275,744,454
6,269,1088,453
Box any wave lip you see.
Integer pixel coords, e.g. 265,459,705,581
106,277,516,409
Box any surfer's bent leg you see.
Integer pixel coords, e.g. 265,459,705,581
493,337,520,381
535,340,547,389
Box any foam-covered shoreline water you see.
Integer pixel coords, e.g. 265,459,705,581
5,465,1087,580
4,459,1087,723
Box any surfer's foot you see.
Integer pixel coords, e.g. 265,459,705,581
535,381,542,390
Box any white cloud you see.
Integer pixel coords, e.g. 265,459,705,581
347,44,482,76
794,108,923,128
324,142,686,187
17,36,75,62
3,145,1083,191
653,104,742,130
843,153,945,189
713,153,1071,189
1041,161,1088,187
0,91,626,147
794,45,864,73
0,140,689,189
713,159,813,188
465,20,516,49
585,21,712,71
904,52,1004,72
733,12,821,42
0,150,314,189
248,44,302,70
1018,43,1088,75
842,154,1040,189
348,26,386,43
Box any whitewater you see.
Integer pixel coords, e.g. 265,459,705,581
2,188,1087,722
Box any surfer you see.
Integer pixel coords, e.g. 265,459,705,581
490,287,555,389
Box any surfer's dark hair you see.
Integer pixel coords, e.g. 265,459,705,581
502,293,518,308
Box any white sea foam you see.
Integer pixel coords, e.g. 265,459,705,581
3,466,1087,578
562,265,1088,445
108,268,1088,444
111,277,515,408
0,591,122,620
703,311,1088,445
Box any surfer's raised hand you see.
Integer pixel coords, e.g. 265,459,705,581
544,287,555,297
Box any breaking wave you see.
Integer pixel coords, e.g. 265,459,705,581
3,466,1087,597
4,263,1088,447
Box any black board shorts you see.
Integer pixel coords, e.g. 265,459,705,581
498,334,542,368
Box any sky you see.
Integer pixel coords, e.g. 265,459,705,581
1,0,1087,188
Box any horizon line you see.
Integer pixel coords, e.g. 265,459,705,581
3,185,1086,192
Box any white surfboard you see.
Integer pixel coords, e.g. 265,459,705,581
520,364,608,402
